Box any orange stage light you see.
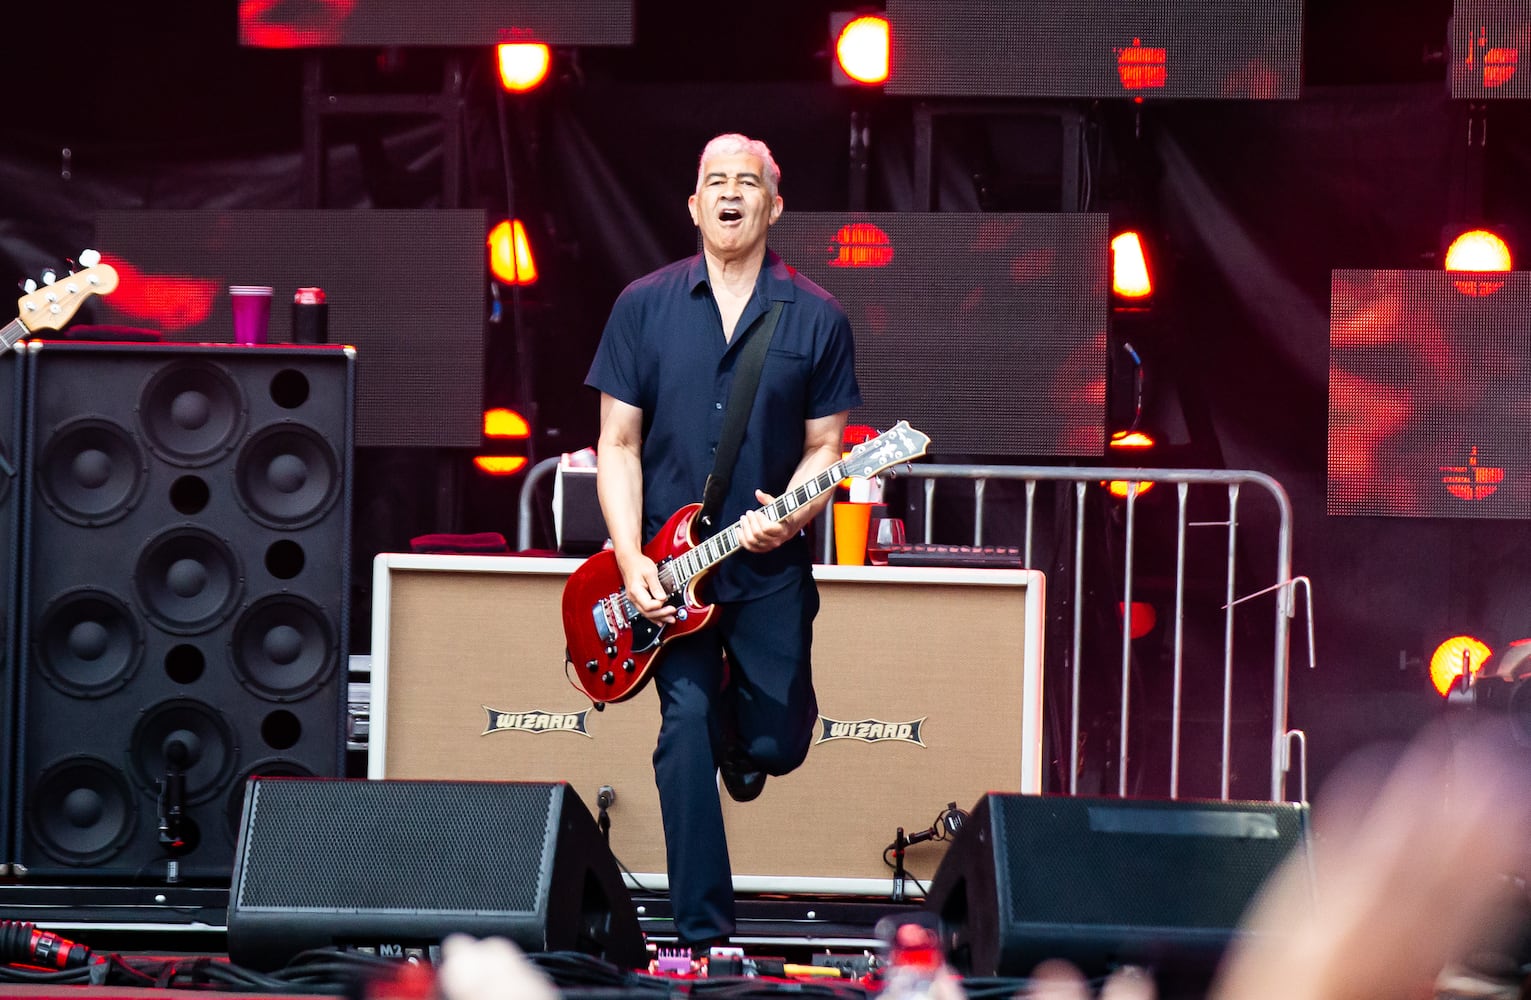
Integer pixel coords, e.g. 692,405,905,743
484,408,531,439
488,219,538,285
1111,231,1152,302
1109,430,1155,449
1429,634,1491,696
474,456,529,476
1104,480,1155,499
835,15,890,85
497,43,551,92
1445,229,1511,295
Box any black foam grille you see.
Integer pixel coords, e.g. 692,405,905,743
234,781,557,914
997,797,1304,929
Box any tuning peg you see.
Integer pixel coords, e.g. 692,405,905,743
78,249,100,267
22,279,37,294
40,270,56,286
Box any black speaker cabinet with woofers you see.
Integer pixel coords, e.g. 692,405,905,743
0,350,22,872
925,793,1310,983
9,342,354,881
226,778,648,971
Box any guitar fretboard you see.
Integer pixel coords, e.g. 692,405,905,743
658,460,847,593
0,318,28,351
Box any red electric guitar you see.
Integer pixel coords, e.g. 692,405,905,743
561,420,930,705
6,255,119,350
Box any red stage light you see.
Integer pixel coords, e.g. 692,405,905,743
1116,38,1167,91
1429,634,1490,696
1119,601,1158,639
1440,445,1504,501
497,43,551,92
1110,231,1152,303
488,220,538,285
1484,47,1519,88
1444,229,1511,295
828,223,894,268
834,15,890,85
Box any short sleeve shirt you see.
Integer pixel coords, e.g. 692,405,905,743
586,249,862,601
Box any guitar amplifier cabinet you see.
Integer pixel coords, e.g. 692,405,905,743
370,554,1044,894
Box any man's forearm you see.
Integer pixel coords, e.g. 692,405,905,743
596,444,646,558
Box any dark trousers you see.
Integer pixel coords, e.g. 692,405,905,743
651,569,820,946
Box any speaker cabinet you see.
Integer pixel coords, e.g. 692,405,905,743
226,778,647,971
371,554,1045,894
925,794,1310,980
0,351,21,871
10,343,354,880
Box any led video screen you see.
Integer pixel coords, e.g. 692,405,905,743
768,213,1108,458
886,1,1302,99
92,209,485,449
1329,270,1531,518
1449,1,1531,98
239,0,633,48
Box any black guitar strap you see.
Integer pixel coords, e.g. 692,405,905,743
697,300,784,531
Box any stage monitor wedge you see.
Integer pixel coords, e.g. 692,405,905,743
227,779,647,972
925,794,1309,981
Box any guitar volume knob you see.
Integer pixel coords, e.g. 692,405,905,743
585,660,599,673
675,608,688,621
601,671,616,685
622,659,635,673
605,644,617,658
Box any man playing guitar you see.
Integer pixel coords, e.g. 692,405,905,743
583,132,861,956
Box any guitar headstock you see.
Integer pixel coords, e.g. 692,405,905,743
15,256,119,334
843,420,931,479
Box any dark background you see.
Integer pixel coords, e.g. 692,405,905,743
4,0,1531,803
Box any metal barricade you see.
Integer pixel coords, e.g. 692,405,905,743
854,464,1313,805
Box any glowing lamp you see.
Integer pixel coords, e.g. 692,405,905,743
1444,229,1510,295
1109,430,1155,449
1445,229,1512,271
1111,231,1153,303
1104,480,1155,499
1119,601,1158,639
1429,634,1491,696
474,456,529,476
484,408,531,439
497,43,551,92
831,14,890,86
488,219,538,285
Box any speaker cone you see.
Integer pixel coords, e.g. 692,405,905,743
235,423,340,529
135,527,244,634
35,588,144,697
231,596,336,699
129,699,238,804
27,756,136,866
38,418,147,526
140,361,247,467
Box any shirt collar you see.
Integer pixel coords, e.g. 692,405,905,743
687,249,797,303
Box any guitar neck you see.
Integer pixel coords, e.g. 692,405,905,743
671,458,849,585
1,318,28,352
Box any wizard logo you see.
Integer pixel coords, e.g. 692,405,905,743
482,706,592,737
815,716,926,747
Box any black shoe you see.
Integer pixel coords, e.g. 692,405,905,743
719,742,766,802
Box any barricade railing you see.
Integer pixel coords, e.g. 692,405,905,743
861,463,1311,804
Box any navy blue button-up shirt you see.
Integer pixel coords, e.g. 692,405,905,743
586,249,862,601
